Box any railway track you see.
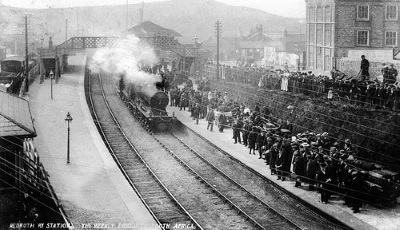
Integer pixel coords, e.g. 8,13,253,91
153,132,302,230
86,71,271,229
86,71,202,229
86,67,350,230
170,125,351,230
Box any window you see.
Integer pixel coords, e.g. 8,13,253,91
357,30,369,46
316,24,323,45
308,46,314,68
386,5,398,20
324,5,332,22
316,49,323,69
357,5,369,20
316,6,323,22
309,7,315,22
324,52,331,71
386,31,397,46
324,25,332,46
309,25,315,45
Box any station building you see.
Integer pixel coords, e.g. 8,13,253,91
305,0,400,74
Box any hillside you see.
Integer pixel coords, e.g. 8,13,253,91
0,0,305,45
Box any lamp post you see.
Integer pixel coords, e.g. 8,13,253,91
49,70,54,99
65,112,73,164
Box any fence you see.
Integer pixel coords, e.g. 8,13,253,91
19,63,39,97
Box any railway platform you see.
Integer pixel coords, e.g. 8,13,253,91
167,105,400,230
24,54,160,229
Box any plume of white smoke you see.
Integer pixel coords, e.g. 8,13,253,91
89,35,160,88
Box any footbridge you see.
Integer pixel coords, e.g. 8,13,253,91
39,35,199,83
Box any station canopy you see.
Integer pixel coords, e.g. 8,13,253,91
0,92,36,137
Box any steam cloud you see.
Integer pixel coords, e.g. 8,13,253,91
89,35,161,88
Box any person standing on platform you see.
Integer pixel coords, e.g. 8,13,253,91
206,108,215,131
175,88,181,107
348,171,364,213
292,143,305,187
360,55,370,81
306,154,318,191
256,129,266,159
218,112,226,132
242,120,250,147
318,162,330,204
233,118,242,144
264,136,274,165
169,87,176,106
269,143,279,175
275,148,288,181
192,103,201,125
281,139,293,180
248,127,258,155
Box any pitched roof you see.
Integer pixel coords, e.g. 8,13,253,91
246,33,272,42
0,91,36,137
127,21,182,38
285,34,306,42
239,41,271,49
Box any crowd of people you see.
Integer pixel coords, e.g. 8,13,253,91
166,72,393,214
202,61,400,111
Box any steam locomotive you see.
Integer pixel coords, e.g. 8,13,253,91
118,74,175,131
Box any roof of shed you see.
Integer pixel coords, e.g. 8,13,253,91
0,91,36,137
127,21,182,38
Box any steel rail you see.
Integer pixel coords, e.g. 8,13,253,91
179,123,351,230
169,132,303,229
86,71,203,230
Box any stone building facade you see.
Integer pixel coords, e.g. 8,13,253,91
306,0,400,74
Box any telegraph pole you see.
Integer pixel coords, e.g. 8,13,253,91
126,0,128,30
76,7,79,36
25,15,29,92
140,0,144,24
214,20,221,80
65,18,68,41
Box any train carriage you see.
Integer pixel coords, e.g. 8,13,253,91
0,56,28,93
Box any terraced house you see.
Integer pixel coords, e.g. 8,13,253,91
305,0,400,74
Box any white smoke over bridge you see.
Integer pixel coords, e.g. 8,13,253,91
88,35,161,88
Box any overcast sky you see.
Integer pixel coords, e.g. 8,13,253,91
2,0,306,18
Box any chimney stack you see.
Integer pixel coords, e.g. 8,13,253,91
49,37,53,49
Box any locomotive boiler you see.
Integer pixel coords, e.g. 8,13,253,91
119,74,175,131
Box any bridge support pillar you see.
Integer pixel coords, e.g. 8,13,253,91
55,57,60,83
60,56,64,75
39,58,45,84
